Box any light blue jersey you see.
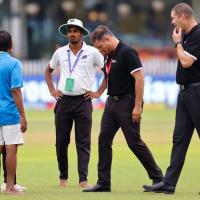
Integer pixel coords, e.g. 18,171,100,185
0,51,23,125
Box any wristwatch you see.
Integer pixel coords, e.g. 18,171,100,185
175,41,182,48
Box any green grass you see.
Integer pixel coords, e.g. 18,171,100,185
1,106,199,200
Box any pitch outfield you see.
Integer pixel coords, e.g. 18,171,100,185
2,107,199,200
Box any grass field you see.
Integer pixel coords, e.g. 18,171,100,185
1,106,199,200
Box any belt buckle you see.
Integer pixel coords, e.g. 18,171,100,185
113,96,118,101
180,85,185,90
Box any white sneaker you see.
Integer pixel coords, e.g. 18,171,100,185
0,183,6,192
14,184,27,192
1,183,27,192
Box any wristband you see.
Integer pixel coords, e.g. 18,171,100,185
175,41,182,48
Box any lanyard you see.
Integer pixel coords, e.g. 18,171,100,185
106,58,112,76
67,50,83,74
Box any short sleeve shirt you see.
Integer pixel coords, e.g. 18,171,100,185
103,41,143,96
0,52,23,125
49,42,104,95
176,24,200,84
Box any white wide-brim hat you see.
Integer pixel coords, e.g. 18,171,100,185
58,18,90,37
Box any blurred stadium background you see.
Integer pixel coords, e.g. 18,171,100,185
1,0,200,109
1,2,200,199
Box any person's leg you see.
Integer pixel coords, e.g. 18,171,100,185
83,99,119,192
122,124,163,180
54,97,73,186
115,96,163,181
164,91,194,187
2,144,17,184
165,87,200,186
74,98,92,184
83,98,120,192
0,129,6,191
143,91,194,194
3,124,24,194
0,144,2,165
5,144,18,193
187,87,200,195
2,144,7,183
189,86,200,139
97,99,119,187
0,145,2,174
1,143,27,192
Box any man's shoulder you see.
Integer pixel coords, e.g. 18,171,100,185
188,24,200,39
10,55,20,63
194,26,200,37
119,42,138,55
3,54,21,67
123,41,136,49
191,24,200,34
55,45,67,53
84,45,102,57
84,44,98,52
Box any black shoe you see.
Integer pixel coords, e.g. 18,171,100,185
143,178,163,192
143,181,175,194
152,178,163,185
82,184,111,192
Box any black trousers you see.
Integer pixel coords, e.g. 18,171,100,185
2,144,17,184
54,95,92,182
165,86,200,187
97,95,163,187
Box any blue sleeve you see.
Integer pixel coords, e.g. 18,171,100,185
11,60,23,89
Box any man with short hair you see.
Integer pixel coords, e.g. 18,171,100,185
83,25,163,192
45,18,104,188
0,30,27,194
143,3,200,194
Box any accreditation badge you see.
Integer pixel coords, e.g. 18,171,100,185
65,78,74,92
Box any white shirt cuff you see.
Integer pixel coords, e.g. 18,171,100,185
184,51,197,61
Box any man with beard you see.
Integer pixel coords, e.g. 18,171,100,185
45,18,104,188
143,3,200,194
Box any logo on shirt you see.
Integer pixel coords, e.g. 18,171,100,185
104,59,117,64
82,55,87,59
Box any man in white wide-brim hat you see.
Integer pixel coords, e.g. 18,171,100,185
58,18,90,37
45,18,104,188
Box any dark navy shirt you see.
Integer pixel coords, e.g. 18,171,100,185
176,24,200,84
103,41,142,96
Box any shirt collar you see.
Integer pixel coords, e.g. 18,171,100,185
66,42,87,52
184,24,200,38
0,51,9,54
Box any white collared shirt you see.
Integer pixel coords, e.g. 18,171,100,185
49,42,104,95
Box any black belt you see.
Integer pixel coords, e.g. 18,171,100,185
180,82,200,90
63,94,85,98
109,94,132,101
